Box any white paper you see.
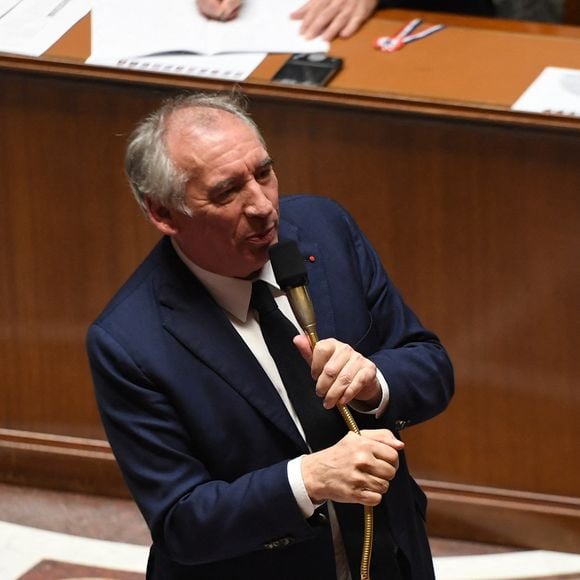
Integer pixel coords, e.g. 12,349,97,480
512,66,580,117
90,0,329,59
434,549,580,580
87,52,267,82
0,0,91,57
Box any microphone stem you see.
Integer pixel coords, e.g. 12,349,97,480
286,285,373,580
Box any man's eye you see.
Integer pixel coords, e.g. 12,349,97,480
212,188,237,205
256,167,272,182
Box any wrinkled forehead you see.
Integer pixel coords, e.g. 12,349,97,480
163,107,266,181
167,105,224,132
167,107,260,157
165,106,260,146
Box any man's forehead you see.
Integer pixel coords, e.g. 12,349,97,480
167,108,262,159
166,106,248,140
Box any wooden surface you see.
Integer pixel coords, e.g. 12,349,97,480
0,8,579,552
255,11,580,108
43,9,580,114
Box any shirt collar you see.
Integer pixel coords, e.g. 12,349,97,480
171,238,279,322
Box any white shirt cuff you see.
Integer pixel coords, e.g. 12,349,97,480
287,456,317,518
349,369,390,417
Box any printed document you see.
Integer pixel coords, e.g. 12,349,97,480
0,0,91,57
90,0,329,59
512,66,580,117
88,52,267,82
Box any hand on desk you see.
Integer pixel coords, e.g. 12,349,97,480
196,0,378,40
302,430,404,505
291,0,379,40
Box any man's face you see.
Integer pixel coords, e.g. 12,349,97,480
162,109,280,279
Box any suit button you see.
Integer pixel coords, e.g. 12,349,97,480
264,536,294,550
394,419,410,431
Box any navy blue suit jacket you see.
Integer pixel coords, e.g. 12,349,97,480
87,195,454,579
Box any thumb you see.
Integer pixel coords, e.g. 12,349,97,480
293,334,313,364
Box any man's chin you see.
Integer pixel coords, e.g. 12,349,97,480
234,252,267,280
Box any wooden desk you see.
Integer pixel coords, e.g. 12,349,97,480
0,9,578,551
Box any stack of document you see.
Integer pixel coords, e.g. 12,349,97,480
512,66,580,118
0,0,329,82
87,0,329,81
0,0,91,57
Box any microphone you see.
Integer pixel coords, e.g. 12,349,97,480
269,240,318,348
269,240,360,434
269,239,374,580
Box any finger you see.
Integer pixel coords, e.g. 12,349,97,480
357,439,399,471
319,10,351,41
310,338,342,381
360,473,391,493
318,345,374,407
356,485,388,506
292,334,313,364
372,455,399,479
338,1,376,38
219,0,241,20
360,428,403,444
335,356,377,406
338,12,366,38
290,0,309,20
196,0,223,19
312,340,352,404
300,4,340,39
321,359,358,408
361,429,405,452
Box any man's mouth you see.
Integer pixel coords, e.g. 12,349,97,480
246,224,277,246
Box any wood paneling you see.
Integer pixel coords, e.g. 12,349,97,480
0,74,162,439
0,429,127,496
252,100,580,499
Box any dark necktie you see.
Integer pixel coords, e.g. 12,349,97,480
251,281,402,579
250,280,345,451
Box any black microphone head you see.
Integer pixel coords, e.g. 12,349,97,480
269,240,308,289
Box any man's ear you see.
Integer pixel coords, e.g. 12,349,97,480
145,197,179,236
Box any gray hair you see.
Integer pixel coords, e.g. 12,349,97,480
125,91,264,216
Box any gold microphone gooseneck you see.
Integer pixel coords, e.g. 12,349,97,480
270,241,373,580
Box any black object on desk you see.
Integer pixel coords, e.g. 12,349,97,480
272,53,343,86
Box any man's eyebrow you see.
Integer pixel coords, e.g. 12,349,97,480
208,157,274,196
257,156,274,171
208,175,239,196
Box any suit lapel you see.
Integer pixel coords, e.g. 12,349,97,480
156,239,307,452
278,221,337,341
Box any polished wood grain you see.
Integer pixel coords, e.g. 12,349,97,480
0,75,161,439
0,9,578,552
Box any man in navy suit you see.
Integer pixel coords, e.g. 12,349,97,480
87,92,454,579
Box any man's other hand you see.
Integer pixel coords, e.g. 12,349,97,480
291,0,379,41
302,430,404,505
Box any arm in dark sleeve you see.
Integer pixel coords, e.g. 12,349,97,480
349,211,454,429
87,324,317,565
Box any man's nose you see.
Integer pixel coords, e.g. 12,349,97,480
244,182,274,217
